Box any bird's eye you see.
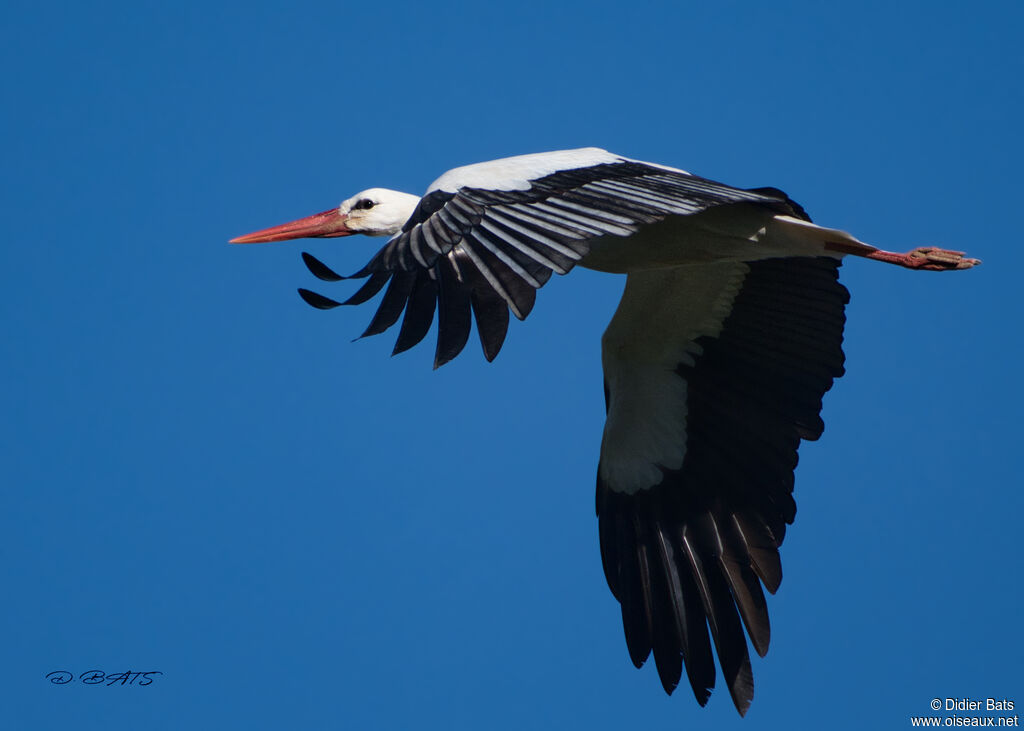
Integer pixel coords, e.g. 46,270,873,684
353,199,376,211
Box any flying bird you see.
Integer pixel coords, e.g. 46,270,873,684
231,148,978,715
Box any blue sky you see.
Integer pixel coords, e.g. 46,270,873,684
3,1,1021,729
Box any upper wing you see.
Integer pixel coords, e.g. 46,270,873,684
596,256,849,714
299,149,805,367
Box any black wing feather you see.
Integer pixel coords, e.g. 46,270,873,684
339,273,391,306
302,251,346,282
360,271,416,339
434,257,473,368
297,288,342,310
462,261,510,362
391,271,438,355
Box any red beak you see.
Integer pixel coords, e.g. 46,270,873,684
229,207,352,244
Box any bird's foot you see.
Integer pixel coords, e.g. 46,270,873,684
865,246,981,271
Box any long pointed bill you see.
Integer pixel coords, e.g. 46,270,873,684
229,208,352,244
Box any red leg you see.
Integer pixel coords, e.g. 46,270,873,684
863,246,980,271
824,240,981,271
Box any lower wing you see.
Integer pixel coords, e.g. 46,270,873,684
596,256,849,714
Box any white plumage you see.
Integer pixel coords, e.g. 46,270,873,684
430,147,624,192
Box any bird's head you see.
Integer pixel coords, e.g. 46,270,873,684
230,188,420,243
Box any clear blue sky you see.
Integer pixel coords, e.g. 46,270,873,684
3,1,1021,729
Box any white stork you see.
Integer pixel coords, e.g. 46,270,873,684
231,148,978,715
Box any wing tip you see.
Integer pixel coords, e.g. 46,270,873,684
297,288,342,310
301,251,346,282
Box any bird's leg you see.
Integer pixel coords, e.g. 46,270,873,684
862,246,981,270
825,241,981,271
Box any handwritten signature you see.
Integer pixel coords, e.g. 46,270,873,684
46,670,163,686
